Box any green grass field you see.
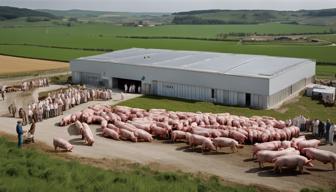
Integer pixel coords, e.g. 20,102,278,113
311,34,336,43
0,21,336,78
0,22,335,61
119,95,336,122
1,22,334,37
0,136,259,192
316,65,336,79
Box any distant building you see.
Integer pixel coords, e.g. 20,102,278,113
71,48,315,109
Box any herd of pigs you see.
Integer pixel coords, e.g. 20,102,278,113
53,104,336,174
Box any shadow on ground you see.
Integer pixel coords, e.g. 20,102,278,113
68,138,87,146
68,124,81,136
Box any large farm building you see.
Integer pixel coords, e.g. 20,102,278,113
71,48,315,109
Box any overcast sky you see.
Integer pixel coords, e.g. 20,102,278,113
1,0,336,12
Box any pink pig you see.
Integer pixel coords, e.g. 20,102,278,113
281,141,292,149
60,114,72,126
134,129,153,142
107,123,120,133
82,123,95,146
302,148,336,171
101,119,108,129
212,137,243,153
201,138,216,152
256,148,299,168
102,128,120,140
119,129,137,142
171,130,186,142
53,138,73,152
291,136,306,148
252,141,282,158
273,155,313,174
151,125,169,139
189,134,208,151
296,139,320,151
70,114,77,123
230,130,247,144
75,120,84,139
115,121,137,132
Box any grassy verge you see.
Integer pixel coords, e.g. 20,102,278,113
0,136,259,192
49,74,71,85
119,95,336,122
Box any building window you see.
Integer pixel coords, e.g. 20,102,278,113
211,89,215,98
164,85,174,89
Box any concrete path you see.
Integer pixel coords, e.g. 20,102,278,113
0,86,335,192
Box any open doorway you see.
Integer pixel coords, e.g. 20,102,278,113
113,77,142,93
246,93,251,107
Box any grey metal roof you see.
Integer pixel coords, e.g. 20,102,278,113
76,48,313,79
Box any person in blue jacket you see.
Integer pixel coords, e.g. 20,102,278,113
16,121,24,148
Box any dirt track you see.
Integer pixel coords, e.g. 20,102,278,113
0,55,68,75
0,86,335,192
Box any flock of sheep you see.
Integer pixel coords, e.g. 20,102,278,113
53,104,336,173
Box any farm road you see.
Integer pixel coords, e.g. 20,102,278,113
0,86,335,192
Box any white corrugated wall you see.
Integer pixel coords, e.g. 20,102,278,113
156,81,212,101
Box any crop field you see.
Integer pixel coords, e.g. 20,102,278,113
1,22,335,36
120,95,336,122
0,136,258,192
0,45,102,61
0,55,69,75
311,34,336,43
0,21,335,78
316,65,336,79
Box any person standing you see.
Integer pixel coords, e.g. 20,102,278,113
325,119,331,142
318,120,325,138
28,121,36,143
124,84,128,93
58,99,64,115
50,103,54,118
313,119,319,137
54,102,59,117
45,102,50,119
16,121,24,148
299,115,306,132
32,108,38,123
286,119,292,127
28,106,33,124
1,90,5,101
120,92,124,100
328,123,335,145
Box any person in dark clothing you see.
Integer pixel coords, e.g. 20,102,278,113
1,90,5,101
325,119,331,142
16,121,24,148
318,121,325,138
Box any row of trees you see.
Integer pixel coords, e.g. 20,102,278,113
216,29,336,39
172,16,258,25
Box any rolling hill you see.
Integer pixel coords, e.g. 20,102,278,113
38,9,172,24
0,6,56,20
172,9,336,25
